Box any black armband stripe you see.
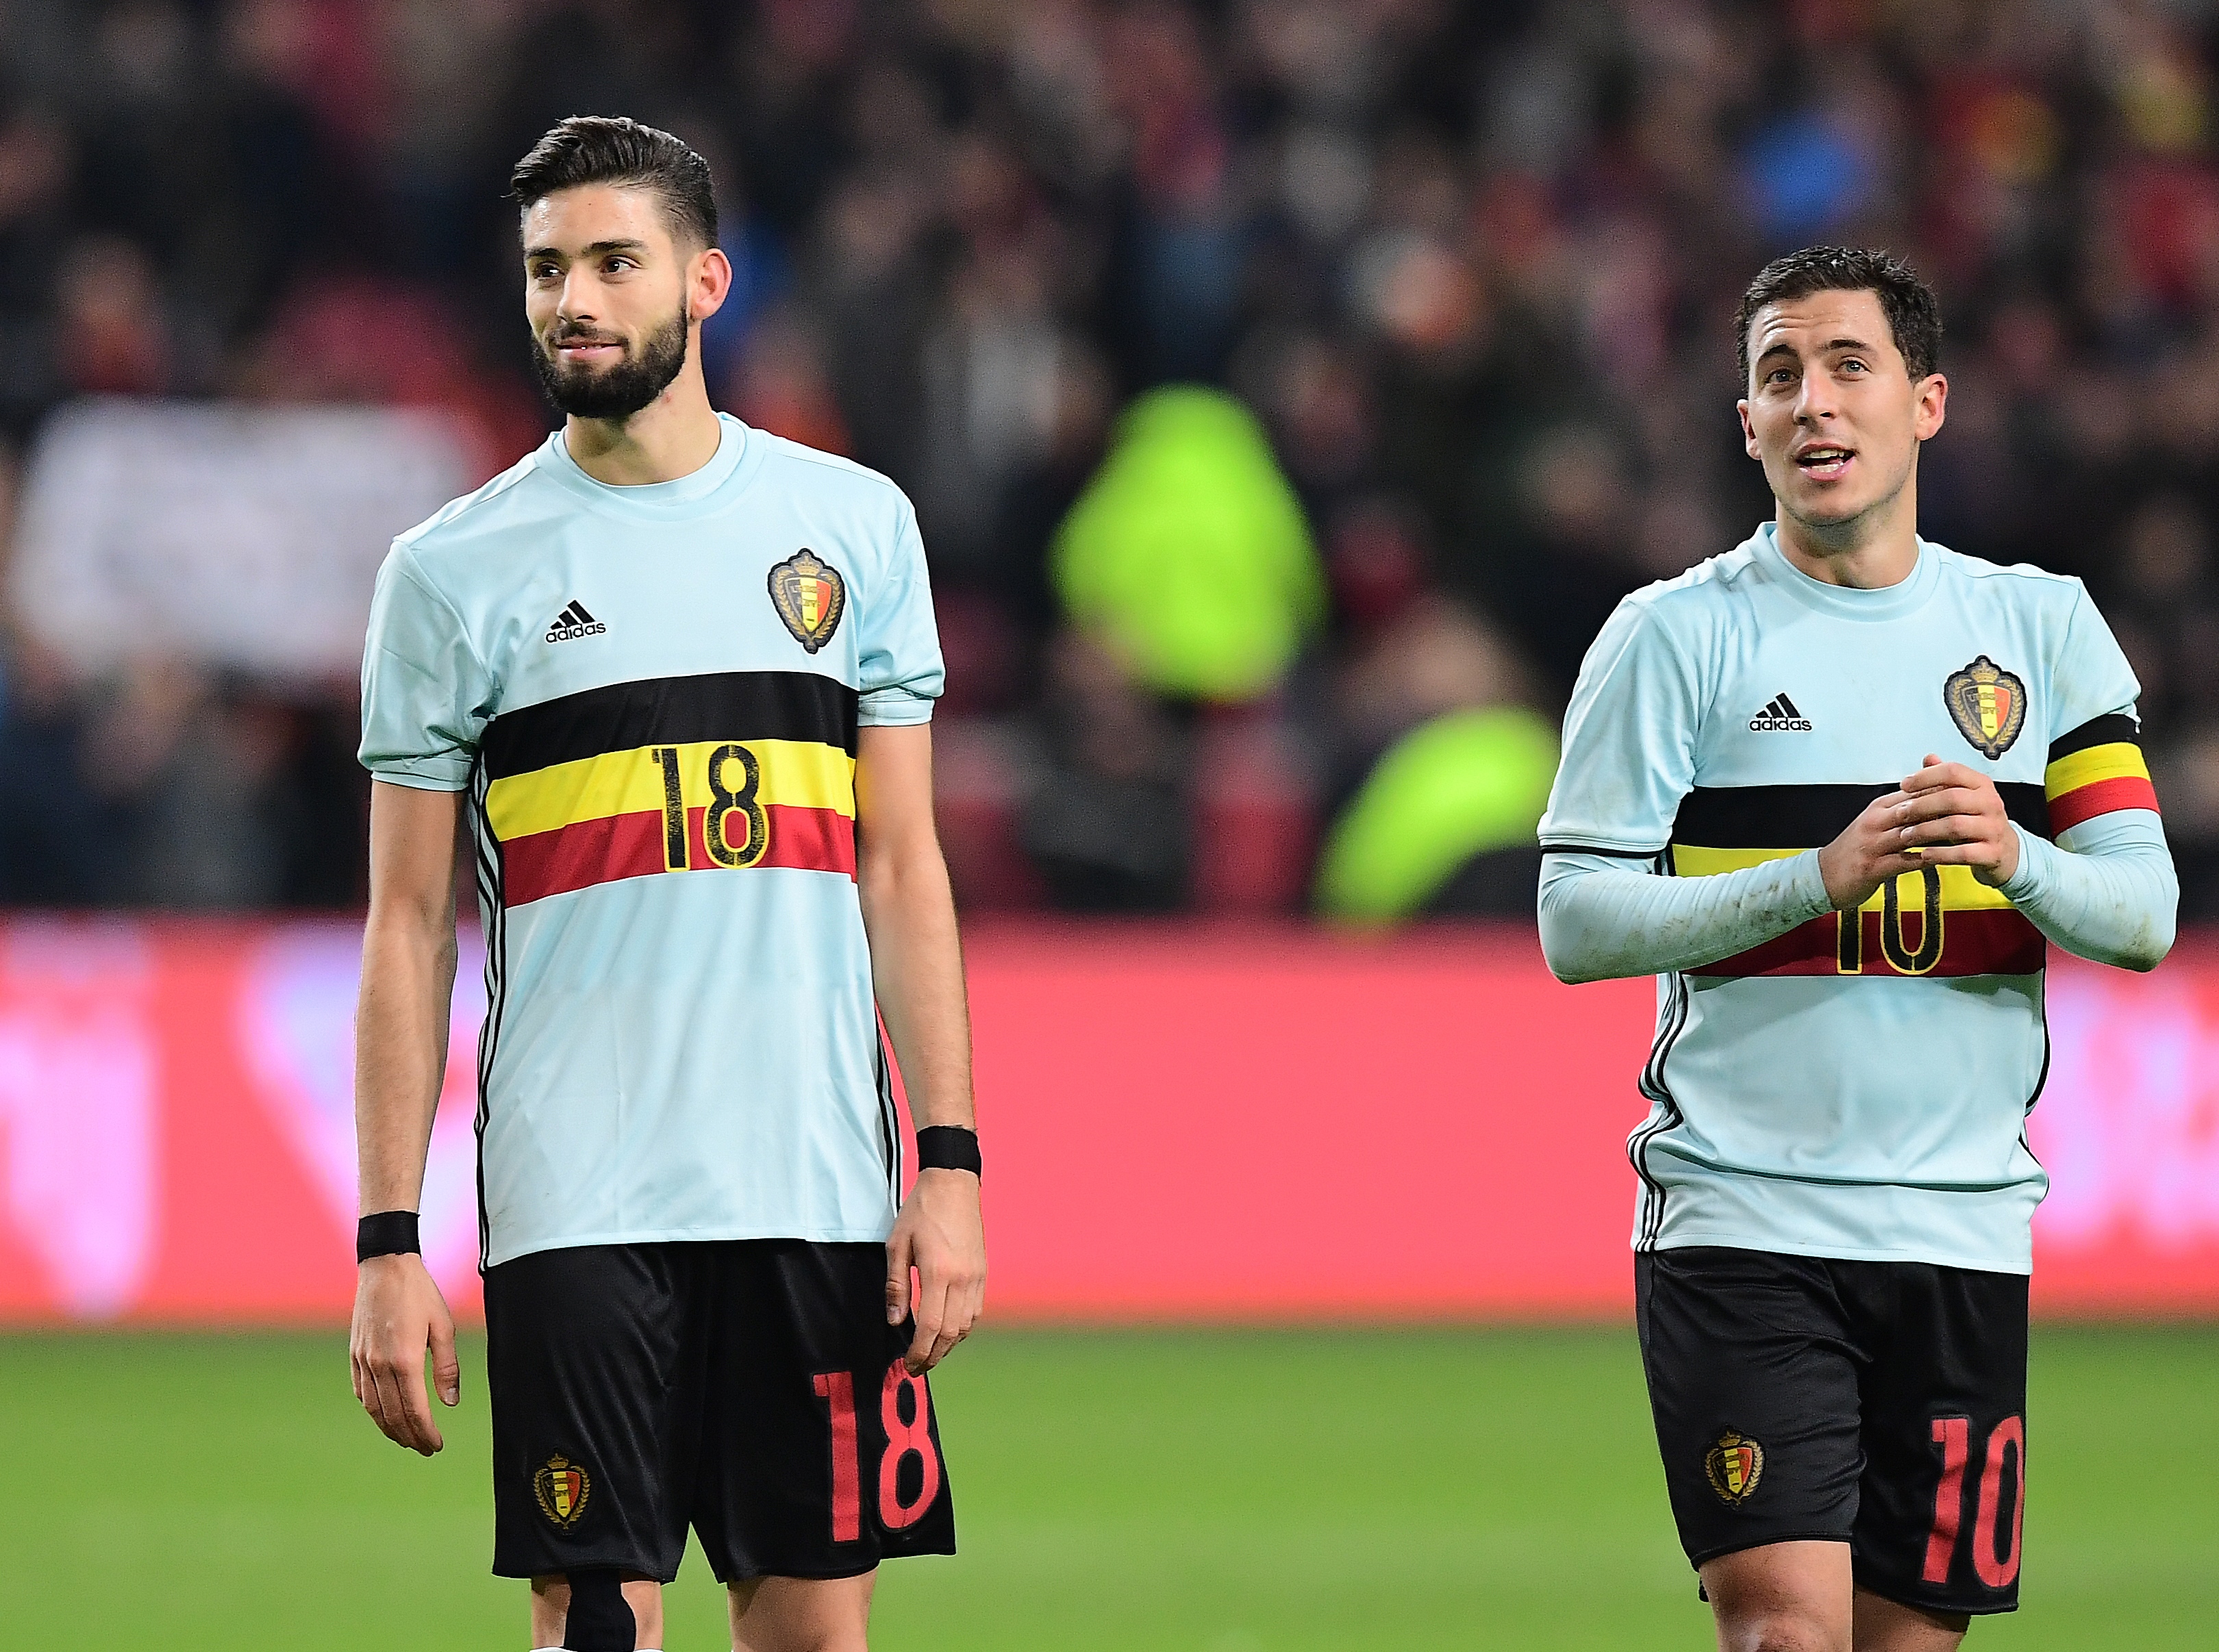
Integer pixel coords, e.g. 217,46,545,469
1539,842,1666,858
2047,713,2141,762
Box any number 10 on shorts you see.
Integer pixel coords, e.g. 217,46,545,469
813,1368,944,1542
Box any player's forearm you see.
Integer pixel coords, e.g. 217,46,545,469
1538,850,1832,983
1998,814,2177,972
353,908,458,1214
860,843,976,1131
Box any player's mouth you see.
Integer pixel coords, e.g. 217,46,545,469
1793,443,1855,479
551,334,626,364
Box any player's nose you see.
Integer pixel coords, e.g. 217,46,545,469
1794,377,1840,422
554,269,600,323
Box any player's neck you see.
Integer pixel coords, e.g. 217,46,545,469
1771,493,1920,590
562,359,724,487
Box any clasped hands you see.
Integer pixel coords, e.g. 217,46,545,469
1818,755,2020,913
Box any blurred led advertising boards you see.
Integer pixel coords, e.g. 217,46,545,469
0,918,2214,1324
9,399,475,679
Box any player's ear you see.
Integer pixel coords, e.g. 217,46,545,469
1737,399,1760,460
688,243,732,323
1912,372,1947,442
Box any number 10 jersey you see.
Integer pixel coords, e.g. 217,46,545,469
1538,525,2158,1273
360,417,944,1267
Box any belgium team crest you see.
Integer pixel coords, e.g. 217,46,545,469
769,549,847,654
1705,1429,1765,1506
1944,655,2027,760
534,1455,592,1529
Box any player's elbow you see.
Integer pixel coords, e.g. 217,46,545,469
2117,859,2181,971
2118,910,2176,973
1535,904,1606,984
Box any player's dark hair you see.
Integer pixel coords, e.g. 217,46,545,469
1734,246,1942,386
510,115,717,251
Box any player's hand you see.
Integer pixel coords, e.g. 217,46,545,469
885,1168,986,1375
350,1252,460,1456
1818,754,2020,910
1895,755,2020,886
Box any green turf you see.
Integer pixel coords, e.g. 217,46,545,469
4,1325,2212,1649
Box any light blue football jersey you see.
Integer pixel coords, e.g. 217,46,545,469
360,416,943,1267
1539,523,2157,1273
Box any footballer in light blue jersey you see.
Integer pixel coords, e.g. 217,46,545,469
349,118,981,1650
363,411,941,1266
1539,522,2149,1274
1538,247,2175,1642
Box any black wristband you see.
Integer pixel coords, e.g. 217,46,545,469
914,1125,981,1177
356,1210,422,1262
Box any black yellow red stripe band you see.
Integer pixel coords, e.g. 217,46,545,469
2045,714,2157,832
478,671,862,907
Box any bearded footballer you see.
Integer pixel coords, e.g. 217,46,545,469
349,116,984,1652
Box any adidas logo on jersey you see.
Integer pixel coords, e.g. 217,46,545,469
545,601,605,644
1749,693,1812,732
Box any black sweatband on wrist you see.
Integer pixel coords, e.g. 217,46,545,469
356,1210,421,1262
914,1125,981,1177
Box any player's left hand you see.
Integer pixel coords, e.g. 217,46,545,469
1892,755,2021,887
886,1168,986,1375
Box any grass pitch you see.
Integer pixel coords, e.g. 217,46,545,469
5,1324,2213,1649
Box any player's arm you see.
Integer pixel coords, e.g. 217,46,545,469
1861,737,2175,971
855,723,985,1375
1538,851,1832,983
1536,595,1833,981
349,779,464,1455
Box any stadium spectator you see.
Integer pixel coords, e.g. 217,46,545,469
2,0,2218,914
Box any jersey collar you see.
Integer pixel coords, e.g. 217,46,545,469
538,412,760,516
1753,520,1940,621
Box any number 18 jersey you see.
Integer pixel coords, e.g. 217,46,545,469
360,416,943,1267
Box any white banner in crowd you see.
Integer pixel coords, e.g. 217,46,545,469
9,398,476,678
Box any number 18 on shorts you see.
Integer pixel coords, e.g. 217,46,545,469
485,1239,957,1583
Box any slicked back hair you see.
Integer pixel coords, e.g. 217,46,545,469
1735,246,1942,388
510,116,717,252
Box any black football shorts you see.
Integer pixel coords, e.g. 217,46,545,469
1635,1245,2028,1616
484,1239,956,1584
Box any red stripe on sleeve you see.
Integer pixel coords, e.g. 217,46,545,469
2048,774,2160,833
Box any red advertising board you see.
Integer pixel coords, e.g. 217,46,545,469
0,918,2213,1323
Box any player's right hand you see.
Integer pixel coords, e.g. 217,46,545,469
350,1253,460,1456
1818,781,1940,912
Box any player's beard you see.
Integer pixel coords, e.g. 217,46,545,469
534,303,690,421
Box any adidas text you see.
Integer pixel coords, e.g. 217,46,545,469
546,600,605,644
1749,693,1811,732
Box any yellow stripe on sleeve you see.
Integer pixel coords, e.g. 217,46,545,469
2044,741,2149,800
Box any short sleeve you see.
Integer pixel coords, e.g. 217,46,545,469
358,545,494,791
856,499,944,727
1538,595,1703,854
2048,582,2143,742
2043,584,2159,832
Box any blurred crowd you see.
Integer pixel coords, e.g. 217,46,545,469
3,0,2219,918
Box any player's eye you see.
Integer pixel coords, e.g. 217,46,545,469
1841,358,1868,373
1767,367,1794,384
605,256,638,273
